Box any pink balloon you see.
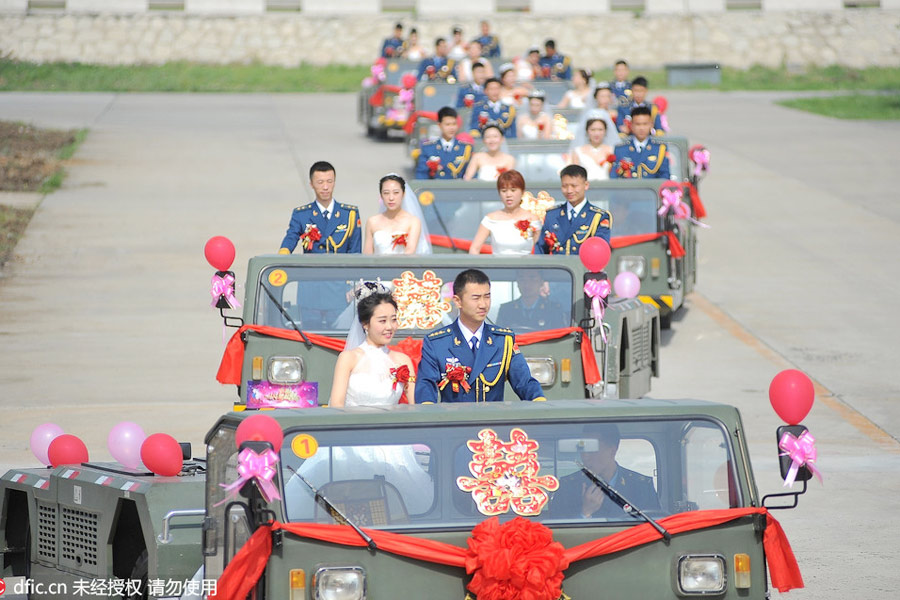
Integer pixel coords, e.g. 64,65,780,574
30,423,64,466
579,238,611,272
108,421,147,470
613,271,641,299
769,369,815,425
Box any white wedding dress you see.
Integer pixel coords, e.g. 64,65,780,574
480,216,541,255
372,229,408,255
345,341,404,406
475,164,500,181
574,147,611,181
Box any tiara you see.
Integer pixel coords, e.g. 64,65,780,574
529,89,546,99
354,279,393,302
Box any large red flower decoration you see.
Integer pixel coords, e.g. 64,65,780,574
465,517,569,600
389,364,411,391
391,233,408,249
301,224,322,251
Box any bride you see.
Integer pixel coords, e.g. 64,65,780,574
468,169,541,255
463,125,516,181
364,173,431,255
570,118,614,181
329,282,416,407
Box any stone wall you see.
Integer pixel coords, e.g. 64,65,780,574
1,10,898,69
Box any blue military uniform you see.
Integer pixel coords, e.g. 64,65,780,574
539,53,571,80
381,37,404,58
469,99,517,138
417,56,457,82
414,137,472,179
475,34,501,58
279,201,362,254
534,202,611,254
415,321,545,403
455,83,487,109
611,80,632,110
610,137,670,180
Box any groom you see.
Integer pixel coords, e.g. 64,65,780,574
416,269,545,403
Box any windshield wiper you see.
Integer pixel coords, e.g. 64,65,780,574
260,283,312,349
288,466,377,551
579,464,671,543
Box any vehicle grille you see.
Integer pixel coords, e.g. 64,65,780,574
36,501,57,561
631,325,651,369
60,506,99,570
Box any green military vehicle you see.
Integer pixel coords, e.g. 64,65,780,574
414,177,700,328
0,454,206,599
220,253,659,406
203,399,807,599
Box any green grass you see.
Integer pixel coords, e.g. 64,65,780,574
777,94,900,120
0,59,369,93
38,128,88,194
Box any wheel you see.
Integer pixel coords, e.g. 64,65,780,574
127,550,149,600
659,312,672,330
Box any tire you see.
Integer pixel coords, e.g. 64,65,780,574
660,312,672,330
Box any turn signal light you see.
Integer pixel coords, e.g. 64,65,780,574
734,553,751,589
290,568,306,600
251,356,263,380
650,257,661,278
561,359,571,383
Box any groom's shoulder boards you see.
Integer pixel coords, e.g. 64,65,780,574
487,324,513,336
337,202,358,211
427,327,452,339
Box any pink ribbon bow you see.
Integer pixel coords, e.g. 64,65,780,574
211,273,241,309
399,88,414,111
659,187,709,228
691,147,710,177
779,431,823,488
584,279,611,342
216,447,282,505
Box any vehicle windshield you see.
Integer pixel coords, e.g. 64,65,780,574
254,265,574,334
417,185,660,240
280,417,741,531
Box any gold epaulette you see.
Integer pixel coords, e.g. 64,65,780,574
427,327,452,339
487,325,513,336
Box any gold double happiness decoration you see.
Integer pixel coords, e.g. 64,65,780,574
392,270,451,329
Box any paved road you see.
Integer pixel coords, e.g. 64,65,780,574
1,90,898,598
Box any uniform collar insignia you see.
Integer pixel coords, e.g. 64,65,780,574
486,336,493,345
454,337,461,346
312,211,318,216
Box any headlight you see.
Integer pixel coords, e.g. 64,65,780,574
525,357,556,387
677,554,726,595
617,255,647,279
268,356,304,384
314,566,366,600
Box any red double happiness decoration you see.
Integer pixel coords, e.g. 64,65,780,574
210,507,803,600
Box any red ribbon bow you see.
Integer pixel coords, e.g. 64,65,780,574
390,364,411,391
440,364,472,393
301,224,321,251
543,231,562,254
391,233,408,249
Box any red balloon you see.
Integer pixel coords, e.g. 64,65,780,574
653,95,668,114
204,236,235,271
579,237,611,272
141,433,183,477
235,414,284,452
401,73,418,89
47,434,89,467
769,369,815,425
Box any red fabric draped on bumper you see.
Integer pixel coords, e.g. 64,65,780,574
210,508,802,600
218,325,600,387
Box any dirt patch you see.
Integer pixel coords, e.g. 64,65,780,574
0,121,76,192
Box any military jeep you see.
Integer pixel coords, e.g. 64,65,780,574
413,179,699,327
204,399,805,599
220,253,658,406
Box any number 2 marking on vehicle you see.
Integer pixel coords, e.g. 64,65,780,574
268,269,288,287
291,434,318,459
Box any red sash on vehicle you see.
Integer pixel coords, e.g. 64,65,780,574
209,507,802,600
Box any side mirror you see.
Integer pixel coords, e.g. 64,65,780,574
777,424,813,484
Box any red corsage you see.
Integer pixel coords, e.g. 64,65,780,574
616,158,635,178
385,47,394,57
426,156,441,177
496,166,509,175
391,233,408,250
541,66,551,78
439,364,471,393
478,112,489,127
515,219,533,240
605,153,617,165
390,364,412,391
465,517,568,600
425,65,436,77
300,224,322,251
537,121,545,131
543,231,562,254
464,94,475,108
